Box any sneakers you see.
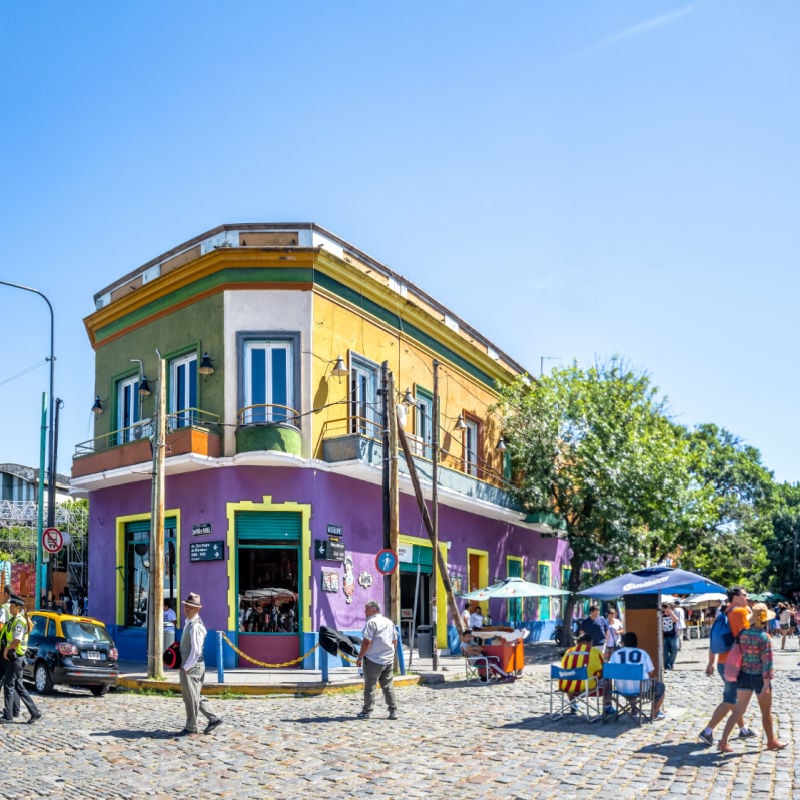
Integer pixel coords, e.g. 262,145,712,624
569,700,579,713
204,717,223,735
27,712,42,725
604,705,615,716
388,710,398,720
653,711,666,721
738,728,757,739
356,711,371,720
698,729,714,746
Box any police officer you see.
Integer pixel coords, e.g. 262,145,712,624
0,587,19,720
0,596,41,724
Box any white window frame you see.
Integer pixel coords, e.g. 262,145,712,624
117,375,149,444
242,338,295,424
415,389,434,460
464,418,479,476
349,354,380,437
169,352,198,428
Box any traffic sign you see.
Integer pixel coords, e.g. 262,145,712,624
42,527,64,554
375,549,398,575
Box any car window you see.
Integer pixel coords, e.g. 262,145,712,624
62,621,113,644
30,616,47,636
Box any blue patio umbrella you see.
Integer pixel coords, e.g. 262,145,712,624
577,566,726,601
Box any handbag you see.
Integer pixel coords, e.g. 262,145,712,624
723,641,743,682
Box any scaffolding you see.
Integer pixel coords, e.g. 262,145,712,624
0,500,88,592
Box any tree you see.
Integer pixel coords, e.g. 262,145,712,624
497,358,697,644
763,481,800,595
677,424,774,589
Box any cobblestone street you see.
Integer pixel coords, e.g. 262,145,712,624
6,639,799,800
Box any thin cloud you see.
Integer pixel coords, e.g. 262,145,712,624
568,5,695,61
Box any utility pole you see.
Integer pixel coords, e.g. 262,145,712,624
387,369,400,626
431,360,440,670
380,361,391,617
147,353,165,679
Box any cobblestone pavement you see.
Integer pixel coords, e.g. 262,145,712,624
6,638,800,800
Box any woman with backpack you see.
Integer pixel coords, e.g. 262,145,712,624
717,603,786,753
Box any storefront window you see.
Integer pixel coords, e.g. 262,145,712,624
124,519,177,627
238,546,298,632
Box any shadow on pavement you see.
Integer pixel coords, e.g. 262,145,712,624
89,728,187,740
284,715,358,724
637,740,735,766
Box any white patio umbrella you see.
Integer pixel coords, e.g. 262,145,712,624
461,576,571,601
682,592,727,610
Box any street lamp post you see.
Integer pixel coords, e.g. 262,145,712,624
0,280,55,609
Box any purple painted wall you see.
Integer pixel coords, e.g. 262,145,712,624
88,465,571,660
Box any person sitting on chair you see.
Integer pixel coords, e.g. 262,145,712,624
559,632,605,707
607,631,666,720
460,629,515,682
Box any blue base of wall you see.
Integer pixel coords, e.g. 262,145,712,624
110,625,238,668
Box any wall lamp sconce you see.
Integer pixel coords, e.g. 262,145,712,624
401,387,415,406
198,352,215,377
91,395,104,417
495,436,507,452
130,359,151,397
330,355,349,378
454,414,467,431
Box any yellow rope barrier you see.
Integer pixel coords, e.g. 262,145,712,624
219,632,320,669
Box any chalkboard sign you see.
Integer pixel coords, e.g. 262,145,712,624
189,540,225,562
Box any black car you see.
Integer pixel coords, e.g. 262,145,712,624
24,611,119,696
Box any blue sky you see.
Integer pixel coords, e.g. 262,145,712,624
1,1,798,481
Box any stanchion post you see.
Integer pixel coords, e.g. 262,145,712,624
321,646,329,683
217,631,225,684
395,625,406,675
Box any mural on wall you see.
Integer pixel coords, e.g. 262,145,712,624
357,571,372,589
342,555,355,604
321,569,339,592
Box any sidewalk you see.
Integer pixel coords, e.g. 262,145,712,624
117,639,567,695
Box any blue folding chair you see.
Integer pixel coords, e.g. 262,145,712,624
602,661,655,725
549,664,603,721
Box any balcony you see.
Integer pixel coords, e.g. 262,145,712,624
235,404,302,456
321,418,520,513
72,409,222,478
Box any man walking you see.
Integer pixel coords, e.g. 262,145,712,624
355,600,398,720
697,586,756,746
0,595,41,724
178,592,223,736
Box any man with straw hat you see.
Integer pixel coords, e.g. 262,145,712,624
177,592,222,736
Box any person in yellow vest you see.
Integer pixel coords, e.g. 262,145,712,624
0,596,41,724
0,586,20,720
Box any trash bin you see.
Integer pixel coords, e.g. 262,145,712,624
416,625,433,658
163,626,176,650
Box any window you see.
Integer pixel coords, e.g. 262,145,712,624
170,352,197,428
464,418,480,476
117,374,149,444
507,557,523,626
241,336,296,424
349,355,379,437
538,562,552,619
415,388,434,459
124,519,177,627
236,511,300,634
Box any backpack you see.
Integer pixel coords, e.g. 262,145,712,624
710,609,735,653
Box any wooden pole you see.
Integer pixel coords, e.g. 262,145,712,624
396,415,465,637
147,353,165,680
387,370,400,627
431,360,440,670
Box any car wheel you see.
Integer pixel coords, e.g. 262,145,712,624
34,662,54,694
89,685,110,697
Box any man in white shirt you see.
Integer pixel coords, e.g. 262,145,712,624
608,632,666,720
356,600,398,720
177,592,223,736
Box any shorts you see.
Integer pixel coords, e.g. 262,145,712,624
716,663,738,705
781,625,790,632
736,672,765,693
